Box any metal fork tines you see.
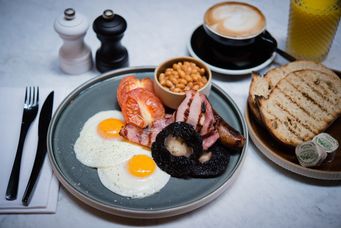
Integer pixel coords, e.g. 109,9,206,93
6,86,39,200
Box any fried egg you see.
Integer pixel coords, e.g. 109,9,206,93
74,110,134,168
98,148,170,198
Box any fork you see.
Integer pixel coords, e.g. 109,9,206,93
6,86,39,200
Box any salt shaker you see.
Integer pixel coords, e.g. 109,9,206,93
93,9,129,72
54,8,93,74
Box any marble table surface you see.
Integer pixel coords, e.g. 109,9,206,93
1,0,341,227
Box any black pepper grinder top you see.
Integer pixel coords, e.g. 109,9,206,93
93,9,129,72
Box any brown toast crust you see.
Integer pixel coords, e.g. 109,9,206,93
248,72,268,122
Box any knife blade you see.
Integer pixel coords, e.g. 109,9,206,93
22,91,54,206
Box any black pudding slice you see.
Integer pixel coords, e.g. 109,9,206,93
191,141,230,178
151,122,203,178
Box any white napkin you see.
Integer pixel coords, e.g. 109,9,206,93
0,87,68,213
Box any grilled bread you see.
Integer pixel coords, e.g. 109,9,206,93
248,61,339,122
257,69,341,146
248,72,269,122
264,60,337,90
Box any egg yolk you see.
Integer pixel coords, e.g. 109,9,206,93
127,155,156,178
97,118,124,139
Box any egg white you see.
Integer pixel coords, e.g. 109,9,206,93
74,110,133,168
98,148,170,199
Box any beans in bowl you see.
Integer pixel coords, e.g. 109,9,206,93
157,61,208,93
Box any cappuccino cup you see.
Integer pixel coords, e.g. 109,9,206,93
203,1,266,46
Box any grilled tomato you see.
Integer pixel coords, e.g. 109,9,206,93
121,88,165,128
117,76,154,107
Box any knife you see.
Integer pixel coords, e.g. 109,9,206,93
22,91,54,206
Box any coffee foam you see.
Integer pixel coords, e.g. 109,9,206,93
205,2,266,39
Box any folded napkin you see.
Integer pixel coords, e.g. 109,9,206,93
0,87,68,213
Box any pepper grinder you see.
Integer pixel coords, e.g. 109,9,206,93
54,8,92,74
93,9,129,72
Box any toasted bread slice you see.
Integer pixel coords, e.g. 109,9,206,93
248,61,339,122
248,72,269,122
258,69,341,147
264,60,337,90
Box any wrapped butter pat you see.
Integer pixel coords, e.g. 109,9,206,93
313,133,339,153
313,133,339,163
295,141,327,167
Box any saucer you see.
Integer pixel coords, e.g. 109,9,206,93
187,25,276,75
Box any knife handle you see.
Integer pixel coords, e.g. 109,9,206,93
22,140,47,206
6,123,30,200
275,48,297,62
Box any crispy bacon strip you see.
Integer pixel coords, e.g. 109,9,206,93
120,114,174,148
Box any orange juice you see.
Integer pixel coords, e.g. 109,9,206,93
286,0,341,62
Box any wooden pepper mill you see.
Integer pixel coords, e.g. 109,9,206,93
93,9,129,72
54,8,93,74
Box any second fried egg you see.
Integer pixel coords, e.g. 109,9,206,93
98,148,170,198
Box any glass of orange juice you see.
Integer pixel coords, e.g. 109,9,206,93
286,0,341,62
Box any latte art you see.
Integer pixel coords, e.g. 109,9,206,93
204,2,266,39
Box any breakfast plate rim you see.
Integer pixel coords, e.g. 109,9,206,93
245,104,341,180
187,25,276,76
47,66,248,218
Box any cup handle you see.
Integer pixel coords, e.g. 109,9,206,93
259,32,341,77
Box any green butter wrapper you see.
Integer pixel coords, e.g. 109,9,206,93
295,141,325,167
313,133,339,153
313,133,338,163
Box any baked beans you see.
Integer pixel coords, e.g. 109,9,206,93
158,61,207,93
